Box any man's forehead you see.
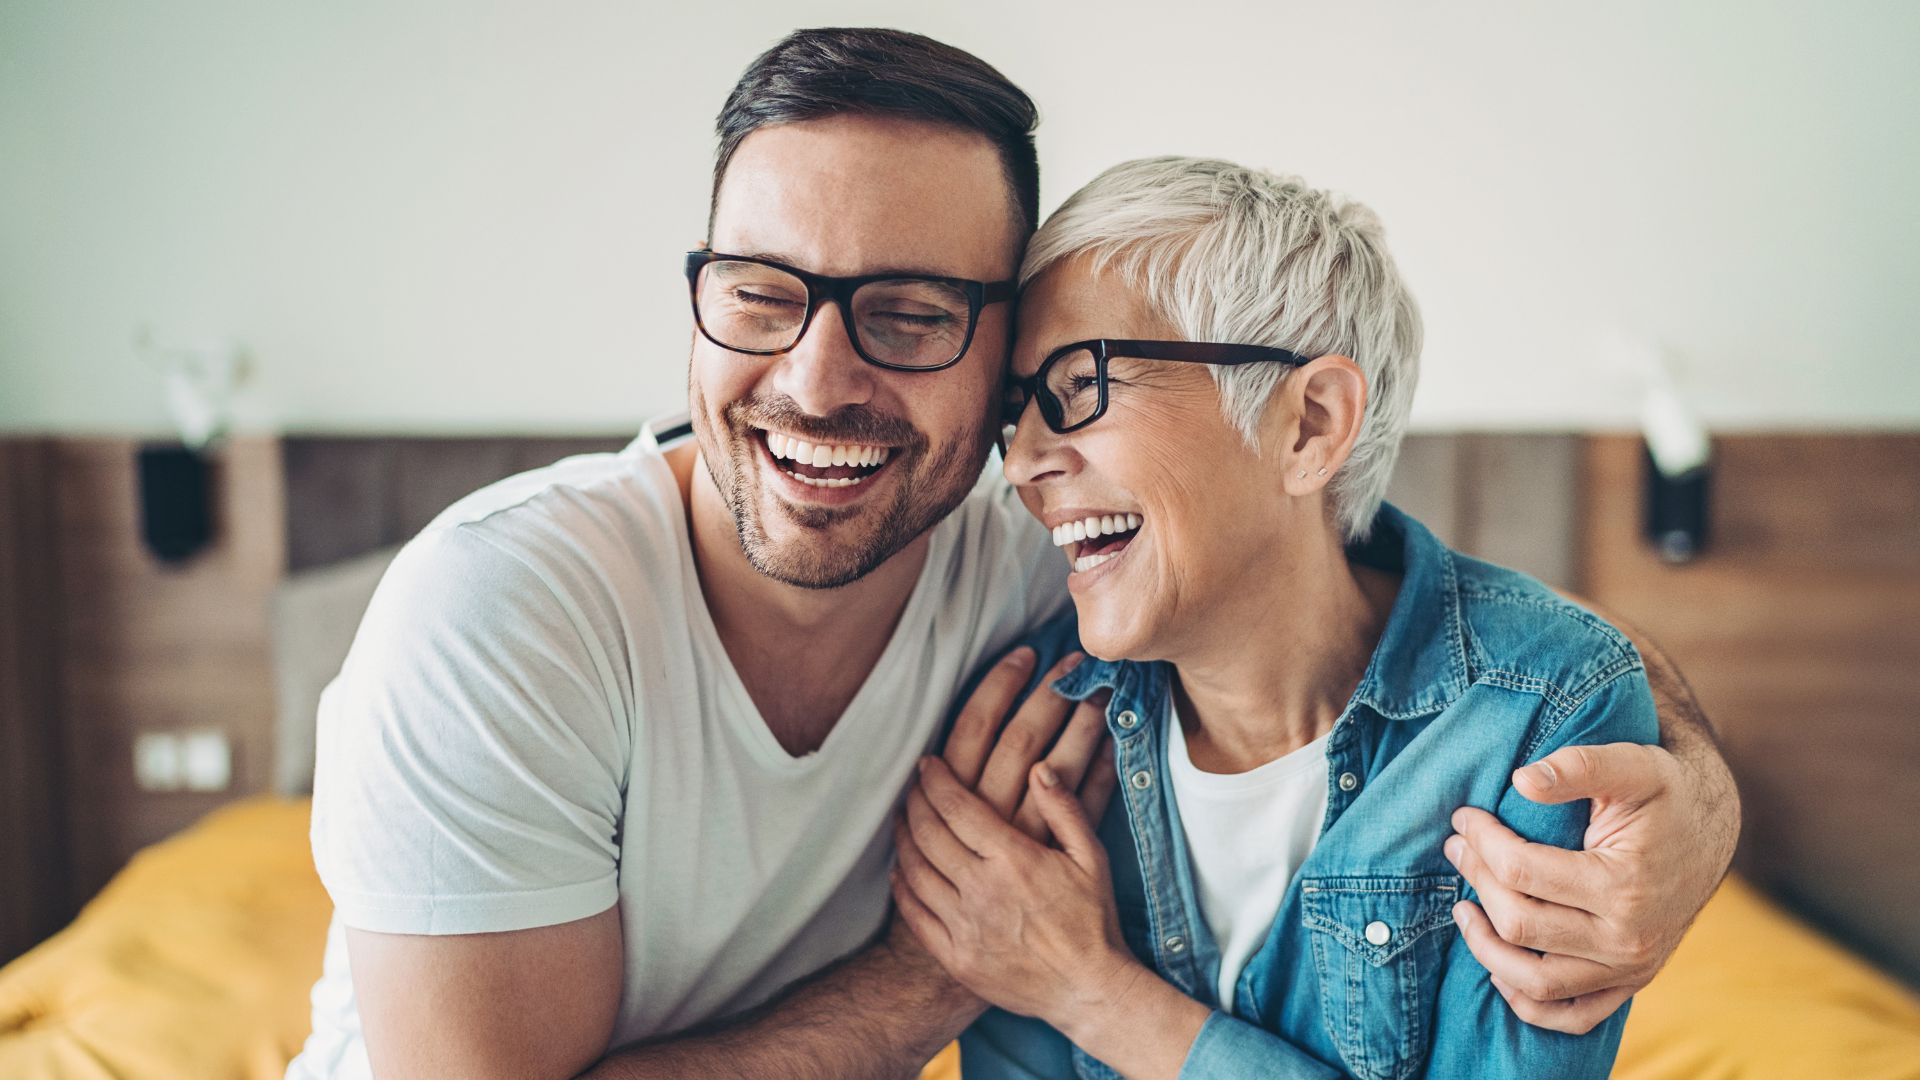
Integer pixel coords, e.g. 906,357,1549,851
711,116,1019,280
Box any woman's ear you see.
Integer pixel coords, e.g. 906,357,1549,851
1273,355,1368,496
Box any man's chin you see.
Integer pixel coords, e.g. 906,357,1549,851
737,488,904,590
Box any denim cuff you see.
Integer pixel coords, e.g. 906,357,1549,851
1178,1011,1344,1080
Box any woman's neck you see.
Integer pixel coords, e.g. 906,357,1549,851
1169,525,1399,774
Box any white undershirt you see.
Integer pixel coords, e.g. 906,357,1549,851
1166,704,1330,1012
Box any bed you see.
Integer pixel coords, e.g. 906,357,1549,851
3,435,1918,1078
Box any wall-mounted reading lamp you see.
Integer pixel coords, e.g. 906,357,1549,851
1641,365,1712,564
136,332,247,564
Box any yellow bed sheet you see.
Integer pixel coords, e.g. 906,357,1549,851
2,797,1916,1079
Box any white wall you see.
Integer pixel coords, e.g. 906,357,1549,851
3,0,1916,435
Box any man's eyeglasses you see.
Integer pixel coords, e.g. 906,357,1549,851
1005,338,1314,434
686,251,1016,372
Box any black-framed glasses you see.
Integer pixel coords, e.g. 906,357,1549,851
686,251,1015,372
1006,338,1314,434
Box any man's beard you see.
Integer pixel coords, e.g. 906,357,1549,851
692,382,992,590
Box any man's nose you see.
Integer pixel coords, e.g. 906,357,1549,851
769,302,875,417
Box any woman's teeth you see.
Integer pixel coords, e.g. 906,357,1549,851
1051,513,1142,548
765,431,891,468
1073,550,1121,573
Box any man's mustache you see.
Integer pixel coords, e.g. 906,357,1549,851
727,394,922,451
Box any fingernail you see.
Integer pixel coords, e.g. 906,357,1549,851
1060,651,1085,673
1452,902,1470,927
1006,646,1036,670
1522,761,1558,789
1035,762,1060,788
1450,808,1468,831
1443,835,1463,864
916,757,930,774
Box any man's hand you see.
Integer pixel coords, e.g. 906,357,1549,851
1444,740,1735,1033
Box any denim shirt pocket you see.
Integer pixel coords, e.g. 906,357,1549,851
1300,873,1461,1080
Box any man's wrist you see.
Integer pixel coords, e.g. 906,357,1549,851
874,928,987,1031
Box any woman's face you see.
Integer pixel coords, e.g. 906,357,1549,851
1004,257,1305,662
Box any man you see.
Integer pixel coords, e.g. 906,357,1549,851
289,28,1739,1080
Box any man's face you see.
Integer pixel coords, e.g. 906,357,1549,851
691,114,1021,589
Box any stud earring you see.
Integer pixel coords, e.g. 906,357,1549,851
1317,467,1328,476
1297,470,1307,478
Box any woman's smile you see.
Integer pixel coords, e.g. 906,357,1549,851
1047,510,1145,574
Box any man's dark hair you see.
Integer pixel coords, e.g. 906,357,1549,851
711,28,1040,239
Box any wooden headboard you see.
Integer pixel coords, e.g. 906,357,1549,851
6,429,1915,992
1581,434,1920,988
281,435,631,571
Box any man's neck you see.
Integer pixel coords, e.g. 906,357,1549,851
669,442,931,756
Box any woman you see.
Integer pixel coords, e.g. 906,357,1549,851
891,157,1657,1079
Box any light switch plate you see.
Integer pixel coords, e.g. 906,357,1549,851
181,729,232,792
134,732,183,792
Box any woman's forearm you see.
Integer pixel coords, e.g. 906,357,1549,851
1049,961,1210,1080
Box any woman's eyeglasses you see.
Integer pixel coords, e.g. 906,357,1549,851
1004,338,1313,434
686,251,1015,373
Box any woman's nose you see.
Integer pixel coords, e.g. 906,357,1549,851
770,302,875,416
1002,401,1076,487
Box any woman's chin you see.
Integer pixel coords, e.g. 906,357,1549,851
1070,603,1157,663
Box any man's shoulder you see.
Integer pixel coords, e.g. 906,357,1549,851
944,468,1058,576
366,433,689,649
936,468,1070,630
426,434,666,539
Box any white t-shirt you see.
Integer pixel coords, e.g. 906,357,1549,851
1166,706,1330,1013
287,418,1067,1079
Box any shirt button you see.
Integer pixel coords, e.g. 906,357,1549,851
1164,935,1186,953
1115,709,1139,729
1130,769,1153,790
1365,921,1392,946
1338,771,1360,792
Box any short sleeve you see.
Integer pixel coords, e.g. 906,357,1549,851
309,525,628,936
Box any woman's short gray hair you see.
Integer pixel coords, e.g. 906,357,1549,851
1021,156,1422,542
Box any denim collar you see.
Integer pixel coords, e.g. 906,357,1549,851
1050,502,1470,724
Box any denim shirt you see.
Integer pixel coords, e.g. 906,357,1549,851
959,504,1658,1080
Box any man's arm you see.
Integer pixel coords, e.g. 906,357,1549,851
1445,601,1743,1034
349,911,625,1080
585,926,976,1080
350,649,1114,1080
349,905,971,1080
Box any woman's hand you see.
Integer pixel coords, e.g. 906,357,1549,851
891,756,1140,1024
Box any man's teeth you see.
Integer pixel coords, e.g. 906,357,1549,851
1051,513,1143,548
764,431,891,468
786,472,865,488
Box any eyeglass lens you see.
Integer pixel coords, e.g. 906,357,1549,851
1041,346,1103,429
695,259,975,369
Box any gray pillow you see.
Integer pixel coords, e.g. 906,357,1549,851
269,546,399,795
